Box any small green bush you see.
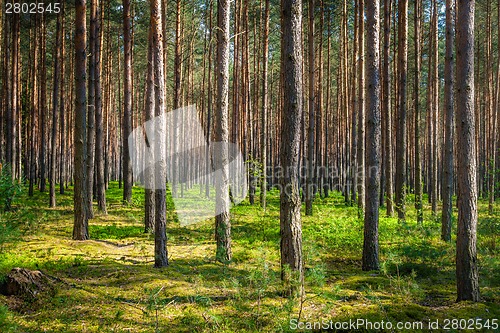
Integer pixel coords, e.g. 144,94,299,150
0,165,21,212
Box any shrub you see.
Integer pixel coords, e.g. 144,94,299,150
0,165,21,212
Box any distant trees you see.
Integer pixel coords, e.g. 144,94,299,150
455,0,479,302
280,0,303,282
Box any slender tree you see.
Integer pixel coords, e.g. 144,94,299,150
441,0,455,241
362,0,381,271
94,0,107,214
73,0,89,240
50,8,63,207
383,0,394,217
414,0,423,224
280,0,303,282
357,0,365,215
455,0,479,302
144,26,155,233
260,0,270,209
305,0,315,216
122,0,133,203
215,0,232,263
151,0,168,268
395,0,408,222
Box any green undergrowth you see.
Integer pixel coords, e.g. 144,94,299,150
0,182,498,332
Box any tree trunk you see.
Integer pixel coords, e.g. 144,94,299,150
260,0,270,209
50,9,63,208
395,0,408,222
362,0,381,271
357,0,365,215
215,0,232,264
383,0,394,217
305,0,315,216
94,0,107,214
455,0,479,302
144,25,155,233
280,0,303,283
59,2,66,195
122,0,133,204
414,0,423,225
73,0,89,240
441,0,455,241
151,0,168,268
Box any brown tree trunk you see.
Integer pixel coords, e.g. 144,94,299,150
383,0,394,217
94,0,107,214
357,0,365,215
455,0,479,302
305,0,315,216
395,0,408,222
441,0,455,241
280,0,303,283
260,0,270,209
122,0,133,203
144,26,155,233
73,0,89,240
215,0,232,264
59,2,66,195
414,0,423,225
50,8,63,207
363,0,381,271
151,0,169,268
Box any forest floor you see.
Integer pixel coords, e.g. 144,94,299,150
0,182,498,332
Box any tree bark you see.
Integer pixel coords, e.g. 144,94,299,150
441,0,455,241
151,0,169,268
414,0,423,225
395,0,408,222
215,0,232,264
73,0,89,240
455,0,479,302
94,0,107,214
305,0,315,216
122,0,133,203
260,0,270,209
362,0,381,271
280,0,304,283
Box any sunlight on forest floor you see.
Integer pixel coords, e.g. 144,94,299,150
0,182,498,332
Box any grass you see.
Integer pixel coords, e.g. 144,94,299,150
0,181,498,332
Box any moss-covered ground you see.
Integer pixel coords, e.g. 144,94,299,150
0,182,498,332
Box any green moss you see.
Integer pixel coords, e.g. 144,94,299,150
0,182,498,332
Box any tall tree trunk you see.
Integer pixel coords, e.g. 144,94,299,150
260,0,270,209
280,0,303,283
94,0,107,214
144,26,155,233
39,13,47,192
122,0,133,203
357,0,365,215
73,0,89,240
383,0,394,217
151,0,168,268
441,0,455,241
363,0,381,271
414,0,423,225
430,0,439,215
215,0,232,264
305,0,315,216
455,0,479,302
50,9,63,207
395,0,408,222
59,2,66,195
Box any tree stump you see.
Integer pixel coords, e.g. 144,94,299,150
0,268,53,299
